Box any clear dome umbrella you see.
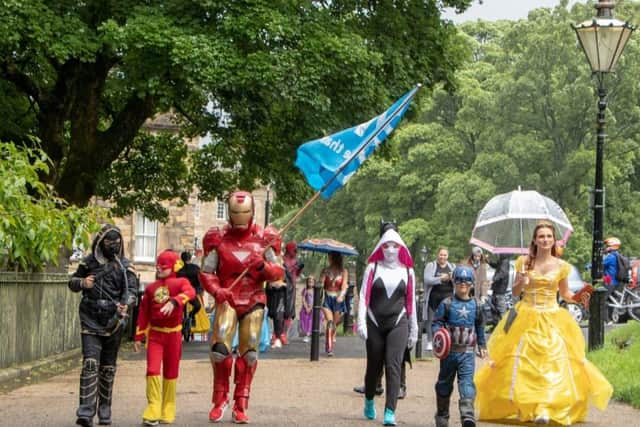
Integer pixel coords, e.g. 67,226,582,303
470,189,573,255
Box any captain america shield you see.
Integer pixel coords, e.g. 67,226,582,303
432,328,451,360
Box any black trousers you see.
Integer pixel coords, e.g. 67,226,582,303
267,287,286,337
493,293,510,320
77,330,123,419
364,316,408,411
81,331,123,367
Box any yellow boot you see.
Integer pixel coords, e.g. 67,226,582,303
161,378,177,424
143,375,162,423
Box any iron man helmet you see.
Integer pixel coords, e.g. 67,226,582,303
228,191,254,229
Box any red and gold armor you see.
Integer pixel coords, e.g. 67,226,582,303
199,191,284,424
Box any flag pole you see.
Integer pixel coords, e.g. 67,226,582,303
227,84,421,290
279,191,322,235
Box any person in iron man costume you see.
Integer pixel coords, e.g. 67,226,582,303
199,191,284,424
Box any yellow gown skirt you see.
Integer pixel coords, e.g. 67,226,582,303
475,301,612,425
189,294,211,333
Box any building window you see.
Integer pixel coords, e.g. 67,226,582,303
194,201,201,220
216,200,227,220
135,214,157,262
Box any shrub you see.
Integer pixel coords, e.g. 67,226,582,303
0,141,103,271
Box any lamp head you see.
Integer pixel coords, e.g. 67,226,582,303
573,1,635,74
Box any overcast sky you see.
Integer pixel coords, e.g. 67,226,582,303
444,0,587,23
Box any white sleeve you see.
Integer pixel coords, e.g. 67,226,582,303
408,268,418,342
358,264,373,330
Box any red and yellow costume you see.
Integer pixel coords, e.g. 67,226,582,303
199,191,284,424
135,250,195,424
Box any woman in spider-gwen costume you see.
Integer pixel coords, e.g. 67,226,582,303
357,229,418,426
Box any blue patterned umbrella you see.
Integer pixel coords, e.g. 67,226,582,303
297,238,359,256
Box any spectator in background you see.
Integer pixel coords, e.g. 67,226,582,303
423,248,455,352
603,237,622,285
299,276,321,342
282,242,304,343
603,237,625,323
320,251,349,356
266,275,288,349
489,254,511,321
176,251,202,327
462,247,491,302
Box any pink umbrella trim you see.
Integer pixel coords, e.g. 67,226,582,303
469,227,572,255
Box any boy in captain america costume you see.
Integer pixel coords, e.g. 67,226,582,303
199,191,284,424
432,265,486,427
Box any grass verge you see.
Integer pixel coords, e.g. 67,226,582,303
588,320,640,408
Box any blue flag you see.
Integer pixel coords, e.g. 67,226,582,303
295,85,420,198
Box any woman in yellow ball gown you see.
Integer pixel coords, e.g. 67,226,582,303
475,221,612,425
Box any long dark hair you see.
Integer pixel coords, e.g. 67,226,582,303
328,251,344,269
526,221,558,270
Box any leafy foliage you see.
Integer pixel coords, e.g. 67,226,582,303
0,0,473,221
97,131,191,222
0,142,103,271
281,2,640,277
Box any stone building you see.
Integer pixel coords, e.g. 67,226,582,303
111,114,272,286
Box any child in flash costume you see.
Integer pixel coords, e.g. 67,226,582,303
199,191,284,424
431,265,487,427
68,224,138,427
134,250,195,426
357,229,418,426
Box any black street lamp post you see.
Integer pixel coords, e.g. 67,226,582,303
343,259,356,335
310,277,323,361
573,0,634,350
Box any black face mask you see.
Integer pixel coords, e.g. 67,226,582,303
101,238,122,259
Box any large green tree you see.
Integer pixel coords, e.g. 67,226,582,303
284,1,640,274
0,0,474,221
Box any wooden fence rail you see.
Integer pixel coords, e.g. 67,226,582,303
0,272,81,369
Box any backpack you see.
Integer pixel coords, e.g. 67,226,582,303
615,252,631,284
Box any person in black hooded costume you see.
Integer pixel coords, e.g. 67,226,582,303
68,224,138,427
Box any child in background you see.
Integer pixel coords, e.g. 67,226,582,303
134,250,195,426
299,276,315,342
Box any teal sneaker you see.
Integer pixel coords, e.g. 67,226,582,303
364,398,376,420
383,408,397,426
